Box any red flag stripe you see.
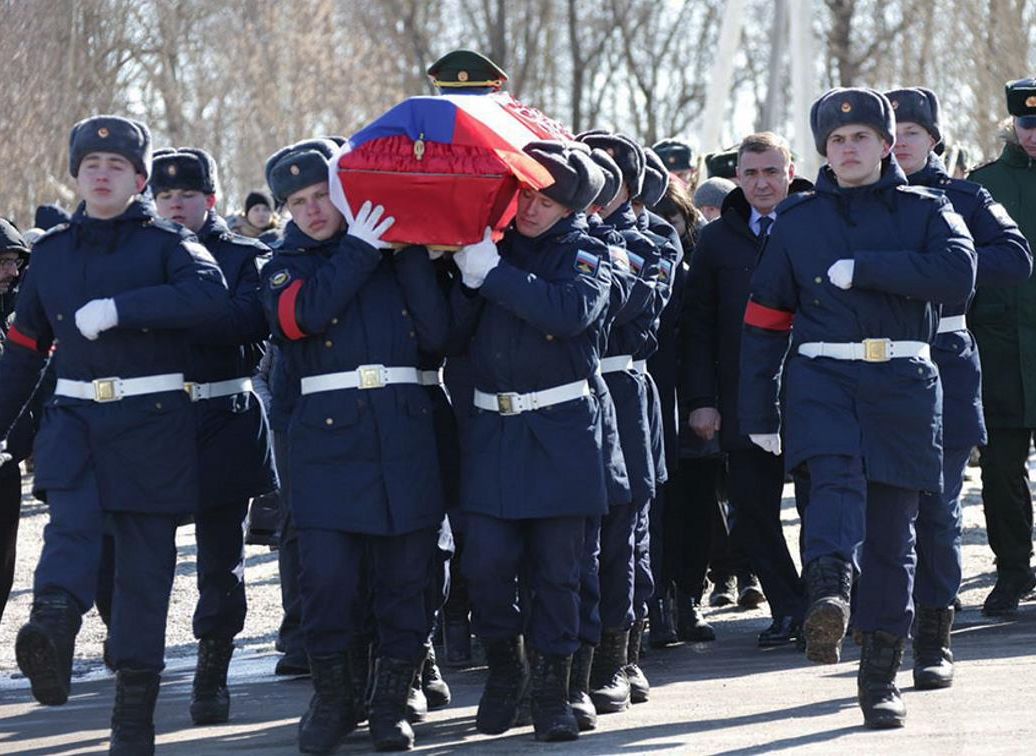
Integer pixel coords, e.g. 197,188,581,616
278,280,307,341
744,300,794,332
6,324,40,352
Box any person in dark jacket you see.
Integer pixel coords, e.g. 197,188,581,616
885,86,1031,687
150,147,279,724
0,115,229,754
685,132,809,648
260,138,447,753
451,141,610,742
739,88,976,728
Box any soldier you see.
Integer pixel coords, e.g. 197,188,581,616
652,138,696,186
0,115,228,754
149,147,279,723
450,141,609,742
684,132,810,648
967,78,1036,616
884,87,1031,687
260,139,447,753
739,88,976,727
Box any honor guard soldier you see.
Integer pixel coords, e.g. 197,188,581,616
652,138,696,186
0,115,229,754
576,131,659,712
967,78,1036,616
739,89,976,728
884,87,1031,686
260,139,447,753
450,141,610,742
150,147,279,723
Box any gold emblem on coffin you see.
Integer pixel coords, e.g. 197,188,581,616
414,133,426,161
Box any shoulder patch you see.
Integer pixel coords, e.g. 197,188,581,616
608,246,630,272
268,269,293,289
183,240,218,264
774,192,817,216
626,250,645,275
658,258,674,285
574,249,601,276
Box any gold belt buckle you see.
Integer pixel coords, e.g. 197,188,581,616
862,338,891,363
93,378,119,402
357,365,386,390
496,393,520,416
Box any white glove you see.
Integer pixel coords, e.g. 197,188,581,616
75,298,118,341
827,259,855,290
454,227,500,288
749,433,782,456
346,200,395,250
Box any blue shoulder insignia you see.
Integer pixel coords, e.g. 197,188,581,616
774,192,816,216
574,249,601,277
147,215,193,237
896,185,944,201
935,176,985,199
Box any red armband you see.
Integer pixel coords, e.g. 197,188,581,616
744,300,794,332
277,280,307,341
6,324,42,353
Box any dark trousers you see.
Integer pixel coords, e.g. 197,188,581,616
979,427,1035,577
915,446,971,608
34,467,179,670
670,456,725,599
0,462,22,624
727,448,805,620
464,513,584,656
578,516,602,645
632,501,653,621
193,499,248,640
273,431,304,654
804,454,919,638
599,502,637,631
442,519,470,626
297,526,435,663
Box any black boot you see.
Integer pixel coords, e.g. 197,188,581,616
913,606,954,690
624,619,649,703
568,644,596,731
531,652,579,742
189,637,234,725
421,644,451,709
803,556,852,664
589,628,630,713
348,640,371,724
476,636,530,734
369,657,417,751
676,591,716,642
298,653,356,754
648,585,679,648
443,619,472,667
15,591,82,706
858,631,907,729
109,668,160,756
982,569,1036,616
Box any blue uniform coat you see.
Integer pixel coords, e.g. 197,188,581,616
739,160,976,492
260,222,447,536
451,214,611,519
0,199,228,513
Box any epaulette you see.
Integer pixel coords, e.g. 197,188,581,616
774,192,816,216
967,158,998,177
30,223,70,247
931,175,985,199
221,232,269,252
145,215,194,238
896,185,946,201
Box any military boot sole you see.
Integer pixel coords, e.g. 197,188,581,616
16,624,69,706
534,720,580,742
803,603,847,664
589,686,631,713
189,691,230,725
912,666,953,690
862,708,906,729
109,738,156,756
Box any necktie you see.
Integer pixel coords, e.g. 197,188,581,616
757,216,773,237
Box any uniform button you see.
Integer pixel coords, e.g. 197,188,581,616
545,334,554,341
918,367,924,374
401,309,409,317
154,402,163,409
56,314,63,321
812,299,820,306
331,317,338,325
324,340,333,348
814,276,822,284
409,330,415,338
325,417,334,426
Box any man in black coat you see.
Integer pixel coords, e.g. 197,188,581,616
684,132,810,647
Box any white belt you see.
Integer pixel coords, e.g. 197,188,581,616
300,365,420,395
632,359,647,373
185,377,253,402
473,379,590,416
418,368,444,387
55,373,184,403
937,315,966,334
599,355,634,373
798,339,930,363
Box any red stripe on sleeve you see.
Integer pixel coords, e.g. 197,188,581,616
744,300,794,332
277,280,307,341
6,324,40,352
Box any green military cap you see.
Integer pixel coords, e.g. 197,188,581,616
1006,78,1036,128
705,148,738,179
427,49,508,90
